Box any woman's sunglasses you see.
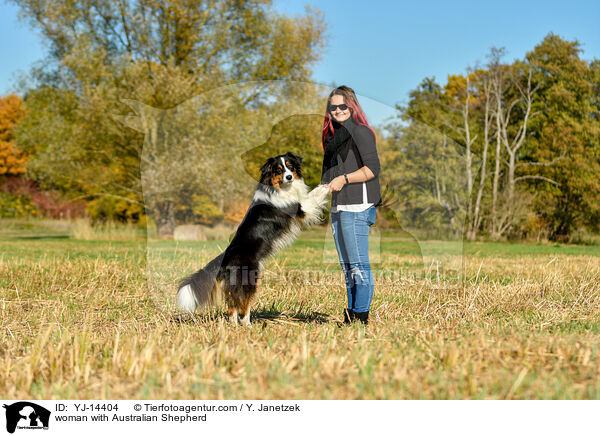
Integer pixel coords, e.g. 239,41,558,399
329,103,348,112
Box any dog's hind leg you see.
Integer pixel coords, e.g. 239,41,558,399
238,276,259,328
238,292,255,328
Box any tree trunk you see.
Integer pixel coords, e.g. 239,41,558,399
154,200,176,237
472,74,492,240
464,78,474,240
491,80,503,237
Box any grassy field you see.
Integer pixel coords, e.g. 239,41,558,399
1,225,599,399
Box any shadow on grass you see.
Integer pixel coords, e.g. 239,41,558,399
0,234,70,240
252,307,331,324
170,307,332,325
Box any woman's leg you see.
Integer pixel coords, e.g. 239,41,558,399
337,207,376,314
331,212,355,310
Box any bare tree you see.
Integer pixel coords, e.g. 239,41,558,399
501,67,541,204
489,55,558,238
470,69,494,240
488,47,507,237
442,73,481,240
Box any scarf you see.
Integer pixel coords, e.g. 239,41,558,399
322,119,353,181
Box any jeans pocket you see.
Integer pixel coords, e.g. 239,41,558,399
355,207,376,229
367,206,376,226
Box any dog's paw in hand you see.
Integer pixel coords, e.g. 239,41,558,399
311,185,330,202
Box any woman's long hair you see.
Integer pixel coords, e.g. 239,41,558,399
321,85,376,151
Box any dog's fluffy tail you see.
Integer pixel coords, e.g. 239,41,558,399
176,252,225,313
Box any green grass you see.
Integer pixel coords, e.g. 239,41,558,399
1,226,600,399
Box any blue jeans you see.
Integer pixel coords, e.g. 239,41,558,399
331,206,376,313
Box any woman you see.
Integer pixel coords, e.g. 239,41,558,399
321,86,381,325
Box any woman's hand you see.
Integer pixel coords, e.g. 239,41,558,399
327,175,346,193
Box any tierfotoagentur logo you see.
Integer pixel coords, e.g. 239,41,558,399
3,402,51,433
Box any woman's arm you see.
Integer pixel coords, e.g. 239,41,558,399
353,125,380,178
328,166,374,192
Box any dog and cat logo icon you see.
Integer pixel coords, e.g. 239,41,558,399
2,402,50,433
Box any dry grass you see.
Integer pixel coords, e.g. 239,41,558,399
70,218,145,240
1,230,599,399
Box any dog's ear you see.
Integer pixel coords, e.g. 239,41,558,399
259,157,276,184
285,152,303,167
260,157,276,174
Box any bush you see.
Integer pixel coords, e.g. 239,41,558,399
0,177,86,218
86,196,143,222
190,194,224,225
0,191,39,218
570,228,600,246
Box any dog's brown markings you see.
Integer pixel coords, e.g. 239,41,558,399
226,303,236,318
271,165,283,189
285,161,301,180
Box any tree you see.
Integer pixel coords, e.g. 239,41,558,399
524,33,600,239
487,56,556,238
0,95,27,177
383,35,597,241
443,73,481,240
12,0,325,234
469,67,494,240
383,78,469,238
242,113,325,188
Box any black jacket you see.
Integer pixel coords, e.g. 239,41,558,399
321,117,381,208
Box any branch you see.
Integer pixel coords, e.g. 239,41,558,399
515,155,564,168
502,97,521,130
514,175,560,186
68,192,144,206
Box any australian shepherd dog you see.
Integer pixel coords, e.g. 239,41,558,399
176,152,329,326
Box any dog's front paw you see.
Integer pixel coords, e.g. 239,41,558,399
310,185,330,204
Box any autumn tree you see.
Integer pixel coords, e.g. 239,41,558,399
12,0,325,234
524,33,600,239
0,95,27,177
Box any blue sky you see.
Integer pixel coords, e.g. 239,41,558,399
1,0,599,126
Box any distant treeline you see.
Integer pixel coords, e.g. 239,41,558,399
379,33,600,242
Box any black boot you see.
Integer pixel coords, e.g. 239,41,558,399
354,311,369,325
343,308,355,324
